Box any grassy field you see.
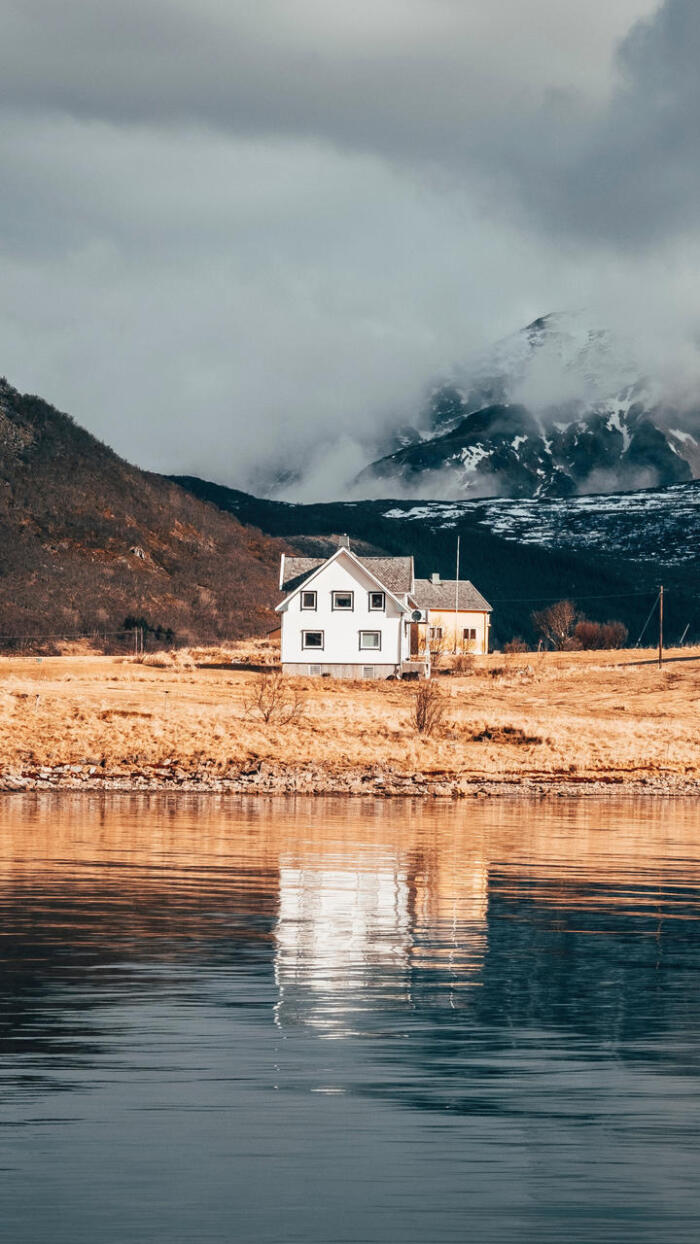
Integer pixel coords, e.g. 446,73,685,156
0,643,698,790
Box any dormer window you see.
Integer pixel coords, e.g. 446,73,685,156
332,590,354,611
368,591,385,611
301,590,317,611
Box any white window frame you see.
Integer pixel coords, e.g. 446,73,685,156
429,626,443,640
302,630,324,650
359,630,381,651
300,590,317,611
368,591,385,612
332,590,354,611
463,627,477,641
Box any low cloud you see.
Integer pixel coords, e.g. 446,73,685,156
2,1,700,493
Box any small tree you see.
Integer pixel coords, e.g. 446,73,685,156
243,672,304,725
532,600,579,650
413,681,445,736
419,629,449,669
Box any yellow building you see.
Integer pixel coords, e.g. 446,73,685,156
412,572,492,656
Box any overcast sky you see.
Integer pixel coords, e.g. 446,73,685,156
2,0,699,493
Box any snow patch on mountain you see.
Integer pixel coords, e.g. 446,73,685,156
382,480,700,567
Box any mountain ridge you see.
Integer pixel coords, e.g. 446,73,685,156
0,378,287,641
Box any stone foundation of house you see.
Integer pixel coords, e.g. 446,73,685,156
282,662,400,680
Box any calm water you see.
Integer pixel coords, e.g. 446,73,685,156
1,795,700,1243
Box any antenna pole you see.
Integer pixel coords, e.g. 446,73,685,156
454,535,460,653
658,584,664,668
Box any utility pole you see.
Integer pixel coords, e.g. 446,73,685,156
453,535,460,654
658,585,664,668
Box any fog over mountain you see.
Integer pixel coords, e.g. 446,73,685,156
3,1,700,491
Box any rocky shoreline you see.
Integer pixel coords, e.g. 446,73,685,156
1,761,698,798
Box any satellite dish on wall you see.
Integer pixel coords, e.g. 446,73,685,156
411,610,424,622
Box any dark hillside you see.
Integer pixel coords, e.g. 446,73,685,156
173,475,700,647
0,380,286,642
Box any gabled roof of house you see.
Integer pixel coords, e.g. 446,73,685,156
413,578,492,612
280,554,414,596
280,557,324,594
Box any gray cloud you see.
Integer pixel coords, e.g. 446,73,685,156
3,0,690,247
2,0,700,495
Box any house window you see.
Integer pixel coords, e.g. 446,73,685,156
368,591,385,611
302,630,324,649
463,627,477,642
301,590,317,610
429,627,443,640
332,590,354,610
359,631,381,650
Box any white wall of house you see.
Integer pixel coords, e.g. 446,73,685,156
280,552,410,673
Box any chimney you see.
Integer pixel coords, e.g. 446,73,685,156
431,572,441,585
338,534,350,549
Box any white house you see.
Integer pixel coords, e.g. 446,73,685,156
276,539,492,678
276,542,417,678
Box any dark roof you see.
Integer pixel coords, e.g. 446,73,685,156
361,556,414,594
413,578,492,612
281,552,414,597
280,557,324,594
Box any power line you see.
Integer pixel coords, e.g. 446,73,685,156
635,592,661,648
490,589,660,604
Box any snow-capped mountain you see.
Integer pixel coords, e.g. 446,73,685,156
358,313,699,499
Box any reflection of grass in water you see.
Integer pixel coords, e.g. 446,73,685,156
0,644,698,782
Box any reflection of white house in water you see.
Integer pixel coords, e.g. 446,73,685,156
274,863,412,1036
273,852,490,1036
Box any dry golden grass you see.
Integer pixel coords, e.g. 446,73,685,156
0,644,698,785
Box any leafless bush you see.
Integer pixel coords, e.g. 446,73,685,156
574,619,629,650
243,671,304,725
451,653,474,675
413,680,445,735
504,636,529,654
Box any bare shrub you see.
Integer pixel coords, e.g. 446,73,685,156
601,620,629,649
243,671,304,725
451,653,474,675
413,680,445,736
574,619,629,650
504,636,529,654
532,600,579,650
